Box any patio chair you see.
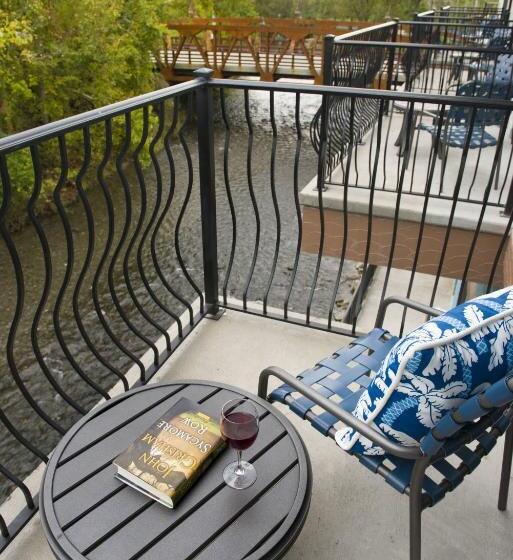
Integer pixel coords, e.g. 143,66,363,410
417,80,509,149
450,28,512,86
468,52,513,85
258,289,513,560
415,80,510,189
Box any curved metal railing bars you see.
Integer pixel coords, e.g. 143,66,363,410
213,76,513,335
0,79,207,550
320,15,513,209
311,21,398,171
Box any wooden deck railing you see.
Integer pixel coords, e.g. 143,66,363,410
155,17,375,83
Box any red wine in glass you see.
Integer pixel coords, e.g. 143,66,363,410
220,399,259,489
221,411,258,450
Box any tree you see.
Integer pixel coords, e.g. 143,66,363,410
171,0,257,17
299,0,428,21
0,0,171,133
254,0,295,18
0,0,172,225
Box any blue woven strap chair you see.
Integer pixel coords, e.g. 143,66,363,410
258,294,513,560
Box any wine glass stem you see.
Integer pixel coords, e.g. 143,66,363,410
235,450,245,476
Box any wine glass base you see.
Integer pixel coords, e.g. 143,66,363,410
223,460,257,490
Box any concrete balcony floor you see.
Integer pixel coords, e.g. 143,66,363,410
322,106,512,215
4,290,513,560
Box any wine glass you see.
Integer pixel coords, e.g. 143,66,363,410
220,397,259,489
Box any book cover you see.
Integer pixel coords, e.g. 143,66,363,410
113,397,226,508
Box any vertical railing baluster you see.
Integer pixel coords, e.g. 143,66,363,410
0,154,66,433
74,126,128,388
504,157,513,215
155,97,195,324
93,119,146,380
351,98,385,331
283,92,303,320
111,111,160,372
241,88,260,311
306,34,334,325
28,143,86,413
400,105,447,335
175,95,205,314
430,107,479,307
379,101,415,317
220,89,237,307
328,96,355,331
385,19,398,114
143,101,184,337
194,68,222,318
263,90,281,315
53,135,112,398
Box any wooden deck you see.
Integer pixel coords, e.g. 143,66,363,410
155,17,373,83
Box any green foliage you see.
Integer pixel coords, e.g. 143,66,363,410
254,0,430,20
0,0,171,226
254,0,295,18
0,0,169,132
215,0,257,17
165,0,257,18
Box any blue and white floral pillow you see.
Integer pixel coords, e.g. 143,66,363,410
335,286,513,456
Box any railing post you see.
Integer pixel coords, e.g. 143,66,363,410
322,33,335,87
319,34,335,189
194,68,223,319
385,19,399,114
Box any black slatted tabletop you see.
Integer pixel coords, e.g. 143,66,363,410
40,381,312,560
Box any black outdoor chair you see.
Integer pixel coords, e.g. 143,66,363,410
414,79,511,191
258,296,513,560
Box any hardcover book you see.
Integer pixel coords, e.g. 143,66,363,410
113,397,226,508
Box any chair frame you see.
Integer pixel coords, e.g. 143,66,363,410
258,296,513,560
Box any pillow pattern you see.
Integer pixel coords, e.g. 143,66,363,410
335,286,513,456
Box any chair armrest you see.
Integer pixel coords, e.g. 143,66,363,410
375,296,444,329
258,366,423,460
444,79,477,94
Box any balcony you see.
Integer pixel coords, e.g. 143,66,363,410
3,305,513,560
1,7,513,560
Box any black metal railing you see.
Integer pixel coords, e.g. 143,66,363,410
1,35,513,549
416,4,511,24
0,78,209,545
400,19,513,49
311,21,398,171
321,19,513,209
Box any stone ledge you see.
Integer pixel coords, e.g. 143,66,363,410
300,176,510,235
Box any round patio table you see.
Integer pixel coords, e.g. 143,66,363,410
40,380,312,560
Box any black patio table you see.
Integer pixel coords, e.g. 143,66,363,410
40,380,312,560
